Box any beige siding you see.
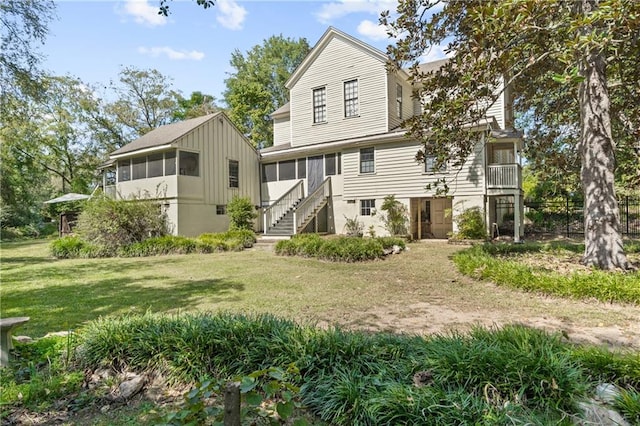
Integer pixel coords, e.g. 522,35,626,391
273,117,291,147
387,74,414,129
289,36,389,146
485,78,505,128
175,114,260,207
342,139,485,200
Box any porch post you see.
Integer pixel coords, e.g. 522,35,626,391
513,192,521,242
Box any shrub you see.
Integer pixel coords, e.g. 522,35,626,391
119,235,197,257
227,196,257,231
75,196,169,254
276,234,399,262
343,215,364,237
76,312,639,424
379,195,409,236
452,206,487,240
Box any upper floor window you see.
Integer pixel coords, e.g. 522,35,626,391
179,151,199,176
344,79,359,117
359,147,375,174
132,156,146,180
165,150,176,175
118,159,131,182
313,87,326,123
396,83,403,119
297,158,306,179
148,153,163,178
279,160,296,180
425,155,446,173
262,163,277,182
229,159,239,188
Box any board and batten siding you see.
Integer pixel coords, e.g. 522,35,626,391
342,138,486,200
175,114,260,207
289,36,389,147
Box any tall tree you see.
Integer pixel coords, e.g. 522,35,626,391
382,0,639,270
173,91,219,121
102,66,181,145
224,35,311,147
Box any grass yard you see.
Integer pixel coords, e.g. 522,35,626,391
2,239,640,348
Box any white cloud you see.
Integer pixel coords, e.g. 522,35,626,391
138,46,205,61
315,0,396,25
216,0,247,31
357,20,389,41
120,0,167,27
419,44,453,63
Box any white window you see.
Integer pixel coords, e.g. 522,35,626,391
229,160,239,188
425,155,446,173
313,87,326,123
396,83,403,119
360,147,375,174
344,79,359,117
361,199,375,216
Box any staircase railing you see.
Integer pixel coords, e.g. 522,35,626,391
263,180,304,231
293,177,331,234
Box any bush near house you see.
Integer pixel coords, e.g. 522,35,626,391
379,195,409,236
275,233,405,262
50,230,256,259
450,207,487,240
228,196,257,231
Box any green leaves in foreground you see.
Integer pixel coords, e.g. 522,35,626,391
453,243,640,304
74,312,640,424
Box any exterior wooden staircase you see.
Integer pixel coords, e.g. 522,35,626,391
263,178,331,236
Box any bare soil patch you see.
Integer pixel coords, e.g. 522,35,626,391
319,240,640,349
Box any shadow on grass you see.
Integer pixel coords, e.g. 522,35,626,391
2,275,245,337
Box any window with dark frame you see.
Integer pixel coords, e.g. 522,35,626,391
229,159,239,188
165,150,176,175
337,152,342,175
360,199,375,216
148,153,163,177
179,151,199,176
396,83,403,119
344,79,359,117
132,156,146,180
359,147,375,174
313,87,327,123
262,163,277,182
297,158,306,179
216,205,227,215
278,160,296,180
118,159,131,182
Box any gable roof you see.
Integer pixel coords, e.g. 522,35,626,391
286,27,392,89
110,112,222,157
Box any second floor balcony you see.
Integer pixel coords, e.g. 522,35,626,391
487,164,521,189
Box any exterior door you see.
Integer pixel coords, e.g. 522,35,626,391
431,198,453,238
307,155,324,194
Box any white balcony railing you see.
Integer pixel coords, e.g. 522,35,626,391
487,164,521,189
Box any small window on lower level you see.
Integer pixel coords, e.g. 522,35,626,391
360,199,375,216
216,205,227,215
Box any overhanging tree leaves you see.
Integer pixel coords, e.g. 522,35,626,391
382,0,639,270
223,35,310,147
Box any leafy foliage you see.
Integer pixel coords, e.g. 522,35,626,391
275,234,405,262
453,242,640,304
451,206,487,240
75,312,640,424
227,196,257,231
379,195,409,236
223,35,311,147
74,196,169,255
342,215,364,237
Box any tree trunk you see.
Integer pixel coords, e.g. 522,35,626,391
577,0,631,270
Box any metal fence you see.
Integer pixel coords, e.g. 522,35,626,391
522,196,640,237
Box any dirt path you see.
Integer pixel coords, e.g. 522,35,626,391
322,241,640,349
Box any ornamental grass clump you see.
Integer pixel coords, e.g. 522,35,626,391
275,233,403,262
74,312,639,424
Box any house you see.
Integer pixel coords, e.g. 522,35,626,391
101,112,260,237
260,27,524,241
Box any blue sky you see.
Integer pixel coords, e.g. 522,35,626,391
43,0,448,106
